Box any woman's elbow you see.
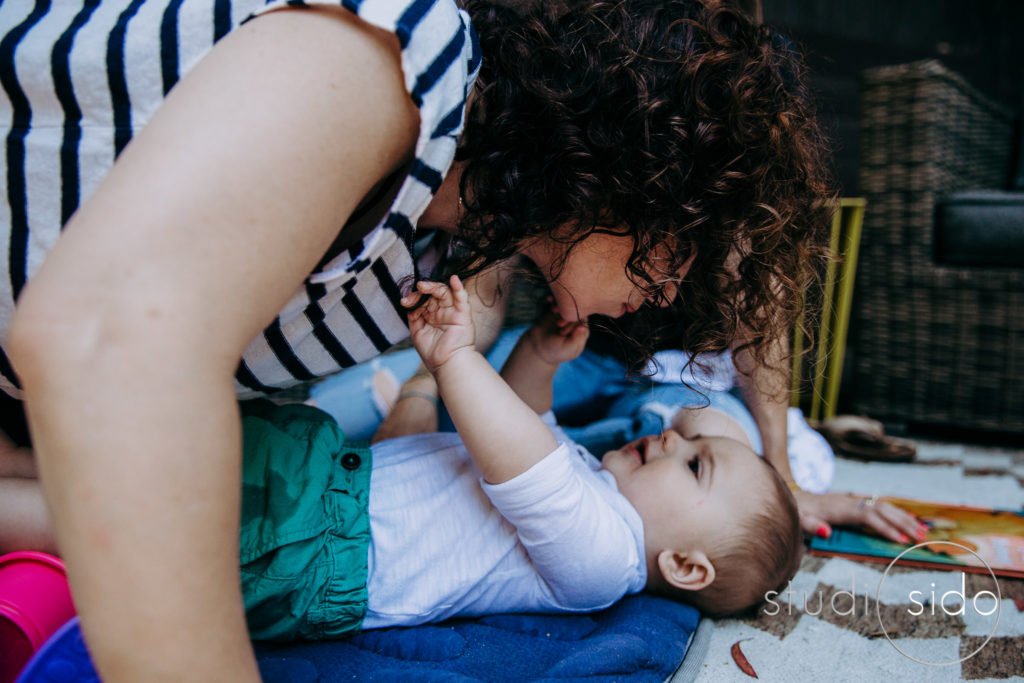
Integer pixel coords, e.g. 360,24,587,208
6,295,76,391
8,291,176,394
11,307,127,409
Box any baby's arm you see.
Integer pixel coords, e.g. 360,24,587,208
403,277,557,484
499,308,588,414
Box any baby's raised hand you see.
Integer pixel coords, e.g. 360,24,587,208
526,306,590,366
402,275,475,373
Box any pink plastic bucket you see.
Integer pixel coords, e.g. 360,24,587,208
0,552,75,683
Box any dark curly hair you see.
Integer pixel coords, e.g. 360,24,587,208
451,0,835,367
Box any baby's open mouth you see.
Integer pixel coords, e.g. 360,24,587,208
636,438,647,464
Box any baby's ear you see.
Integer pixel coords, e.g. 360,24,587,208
658,549,715,592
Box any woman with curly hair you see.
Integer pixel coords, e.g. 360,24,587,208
1,0,831,678
456,0,921,551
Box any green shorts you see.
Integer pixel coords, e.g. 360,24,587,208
238,400,372,641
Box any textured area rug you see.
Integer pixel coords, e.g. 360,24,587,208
694,440,1024,682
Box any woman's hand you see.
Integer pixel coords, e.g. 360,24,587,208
403,276,475,373
794,490,928,545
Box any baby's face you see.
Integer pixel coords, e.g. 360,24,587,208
601,430,769,553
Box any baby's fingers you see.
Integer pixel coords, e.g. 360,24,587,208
414,280,455,306
448,275,469,307
416,280,448,296
400,290,425,309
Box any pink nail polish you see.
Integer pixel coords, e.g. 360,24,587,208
898,533,910,543
816,525,830,539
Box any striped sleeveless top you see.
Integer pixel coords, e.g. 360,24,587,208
0,0,480,400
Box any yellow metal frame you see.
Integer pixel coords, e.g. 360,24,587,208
790,198,866,421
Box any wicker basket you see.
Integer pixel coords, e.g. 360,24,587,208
852,59,1023,433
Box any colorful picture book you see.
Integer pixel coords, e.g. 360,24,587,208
809,497,1024,579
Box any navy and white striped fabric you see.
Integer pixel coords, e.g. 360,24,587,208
0,0,480,399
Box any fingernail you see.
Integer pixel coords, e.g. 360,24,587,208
918,522,929,532
915,528,927,541
816,525,830,539
898,533,910,544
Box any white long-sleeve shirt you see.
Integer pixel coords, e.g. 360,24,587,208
362,414,647,628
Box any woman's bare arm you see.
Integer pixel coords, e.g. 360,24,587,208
732,336,791,479
8,8,417,681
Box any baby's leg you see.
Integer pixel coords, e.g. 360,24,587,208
606,383,760,452
670,404,753,450
0,430,55,552
370,371,439,444
307,347,424,441
570,383,707,454
0,477,57,554
0,429,36,478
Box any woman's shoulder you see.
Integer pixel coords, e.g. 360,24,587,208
254,0,479,120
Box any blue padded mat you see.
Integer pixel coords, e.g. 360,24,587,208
19,595,702,682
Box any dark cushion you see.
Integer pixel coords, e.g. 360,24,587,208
934,190,1024,267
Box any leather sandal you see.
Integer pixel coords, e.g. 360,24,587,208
813,415,917,463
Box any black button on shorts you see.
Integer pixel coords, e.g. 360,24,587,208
341,452,362,470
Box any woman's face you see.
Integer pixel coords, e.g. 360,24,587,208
523,232,694,321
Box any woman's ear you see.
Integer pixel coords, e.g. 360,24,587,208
657,549,715,592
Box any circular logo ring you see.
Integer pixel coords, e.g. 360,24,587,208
876,540,1002,666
